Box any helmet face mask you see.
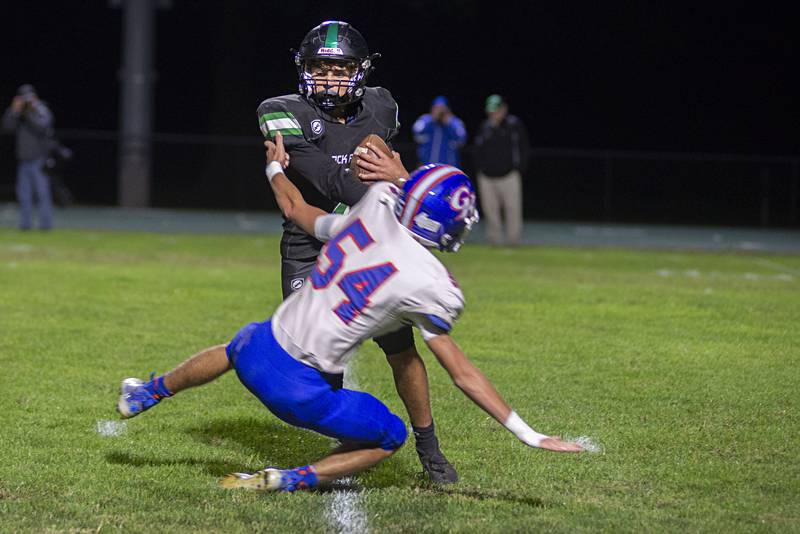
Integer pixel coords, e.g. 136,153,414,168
294,21,378,110
395,165,480,253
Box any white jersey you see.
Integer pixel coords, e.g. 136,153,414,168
272,182,465,374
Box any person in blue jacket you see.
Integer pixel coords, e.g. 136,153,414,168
412,96,467,167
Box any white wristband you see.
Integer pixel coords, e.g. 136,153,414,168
265,161,283,183
503,411,548,448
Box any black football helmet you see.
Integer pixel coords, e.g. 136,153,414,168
293,21,380,110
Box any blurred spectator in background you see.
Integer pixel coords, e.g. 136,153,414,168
412,96,467,166
2,85,54,230
474,95,530,246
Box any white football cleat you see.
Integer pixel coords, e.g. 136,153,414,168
219,468,284,491
117,377,162,419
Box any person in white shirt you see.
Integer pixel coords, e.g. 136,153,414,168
116,133,583,492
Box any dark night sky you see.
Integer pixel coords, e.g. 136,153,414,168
2,1,797,155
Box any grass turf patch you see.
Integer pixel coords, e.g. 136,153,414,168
1,228,798,532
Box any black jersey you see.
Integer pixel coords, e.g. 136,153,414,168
257,87,400,260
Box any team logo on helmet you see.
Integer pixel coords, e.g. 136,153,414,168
317,47,343,55
449,185,477,221
396,164,478,253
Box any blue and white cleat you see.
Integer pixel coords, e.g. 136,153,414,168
219,468,285,491
117,377,161,419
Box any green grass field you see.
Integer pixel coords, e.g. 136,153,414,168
1,228,799,533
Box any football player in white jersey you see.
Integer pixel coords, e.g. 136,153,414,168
116,133,582,492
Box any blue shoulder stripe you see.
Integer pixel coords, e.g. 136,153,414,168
426,314,452,332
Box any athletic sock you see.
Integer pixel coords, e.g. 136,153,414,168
412,421,441,456
281,465,318,492
143,373,173,401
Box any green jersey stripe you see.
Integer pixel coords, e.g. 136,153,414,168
266,127,303,138
332,203,350,215
259,111,296,124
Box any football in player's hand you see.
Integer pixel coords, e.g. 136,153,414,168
350,134,393,180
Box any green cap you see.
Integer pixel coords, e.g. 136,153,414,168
485,94,504,112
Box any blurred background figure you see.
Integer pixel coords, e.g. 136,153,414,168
412,95,467,166
2,85,55,230
44,135,74,208
474,95,530,246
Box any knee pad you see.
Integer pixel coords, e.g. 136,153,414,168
381,413,408,451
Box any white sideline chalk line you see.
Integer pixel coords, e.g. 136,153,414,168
655,268,794,283
235,214,259,231
95,419,127,437
324,362,369,534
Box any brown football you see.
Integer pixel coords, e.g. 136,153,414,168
349,133,393,180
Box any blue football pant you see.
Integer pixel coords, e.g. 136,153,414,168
226,320,407,451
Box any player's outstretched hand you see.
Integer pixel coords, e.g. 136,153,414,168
537,436,584,452
264,132,290,169
357,144,409,183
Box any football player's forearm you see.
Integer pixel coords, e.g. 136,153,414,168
267,166,326,235
426,335,511,423
427,335,551,448
451,363,511,423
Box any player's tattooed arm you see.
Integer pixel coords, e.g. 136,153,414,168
425,334,583,453
264,133,327,236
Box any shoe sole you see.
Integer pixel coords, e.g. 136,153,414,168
219,469,282,491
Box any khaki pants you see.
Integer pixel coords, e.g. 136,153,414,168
477,170,523,245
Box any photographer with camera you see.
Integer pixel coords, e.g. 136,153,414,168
2,84,55,230
412,96,467,167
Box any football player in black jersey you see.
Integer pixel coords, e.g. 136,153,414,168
256,21,458,483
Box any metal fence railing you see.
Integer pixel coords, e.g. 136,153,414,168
2,129,798,227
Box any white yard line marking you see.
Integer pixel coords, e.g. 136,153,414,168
95,420,127,437
324,478,368,534
324,363,369,534
756,259,800,276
